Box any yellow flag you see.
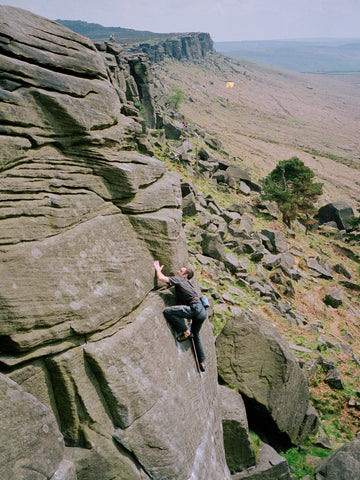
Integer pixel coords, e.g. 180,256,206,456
226,81,234,88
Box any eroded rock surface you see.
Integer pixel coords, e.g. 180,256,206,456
0,7,229,480
216,310,318,446
0,373,67,480
315,435,360,480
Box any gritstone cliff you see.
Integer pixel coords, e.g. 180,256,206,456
0,6,317,480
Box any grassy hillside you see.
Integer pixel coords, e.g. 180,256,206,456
151,54,360,478
153,54,360,209
215,39,360,73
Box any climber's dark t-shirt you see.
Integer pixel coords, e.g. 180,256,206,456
168,276,198,305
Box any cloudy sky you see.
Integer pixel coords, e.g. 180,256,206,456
3,0,360,42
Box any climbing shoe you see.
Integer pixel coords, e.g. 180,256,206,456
177,332,194,342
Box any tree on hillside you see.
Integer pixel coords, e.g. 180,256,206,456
166,87,184,111
261,157,323,232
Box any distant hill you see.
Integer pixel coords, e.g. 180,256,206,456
215,38,360,73
56,20,170,43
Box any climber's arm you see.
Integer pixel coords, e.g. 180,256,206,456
154,260,170,283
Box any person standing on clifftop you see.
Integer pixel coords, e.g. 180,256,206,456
154,260,207,372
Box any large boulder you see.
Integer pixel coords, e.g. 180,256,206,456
216,311,318,446
304,257,334,279
201,232,226,261
317,201,355,231
315,435,360,480
224,165,261,192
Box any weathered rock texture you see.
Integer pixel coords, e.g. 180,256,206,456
216,311,318,447
315,435,360,480
219,385,256,473
317,201,355,231
127,33,214,63
0,7,229,480
232,443,291,480
0,373,70,480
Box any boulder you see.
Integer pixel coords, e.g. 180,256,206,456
182,192,198,216
314,437,333,450
317,201,355,231
164,119,183,139
181,180,198,216
201,232,226,261
0,373,68,480
216,311,318,446
304,257,334,279
238,181,251,196
325,369,344,390
339,280,360,292
324,290,344,308
261,229,288,253
239,214,255,234
205,135,222,150
333,263,352,279
223,252,241,274
262,252,296,271
219,385,256,473
315,435,360,480
232,443,291,480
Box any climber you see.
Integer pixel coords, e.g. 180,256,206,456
154,260,207,371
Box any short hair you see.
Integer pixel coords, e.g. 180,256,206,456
185,267,194,279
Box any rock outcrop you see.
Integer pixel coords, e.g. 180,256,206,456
95,40,157,128
3,5,348,480
127,32,214,63
0,7,229,480
216,311,318,447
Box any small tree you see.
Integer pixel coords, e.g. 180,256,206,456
167,87,184,111
262,157,323,232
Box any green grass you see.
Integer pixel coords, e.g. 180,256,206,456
249,430,262,458
281,442,331,479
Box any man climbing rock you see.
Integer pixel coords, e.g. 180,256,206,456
154,260,208,371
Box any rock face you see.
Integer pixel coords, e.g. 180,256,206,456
216,311,318,447
127,32,214,63
0,373,69,480
0,7,229,480
219,385,256,473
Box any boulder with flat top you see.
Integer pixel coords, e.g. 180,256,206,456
317,201,355,231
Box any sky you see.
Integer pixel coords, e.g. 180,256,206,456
2,0,360,42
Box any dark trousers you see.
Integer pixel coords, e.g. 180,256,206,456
164,302,207,363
